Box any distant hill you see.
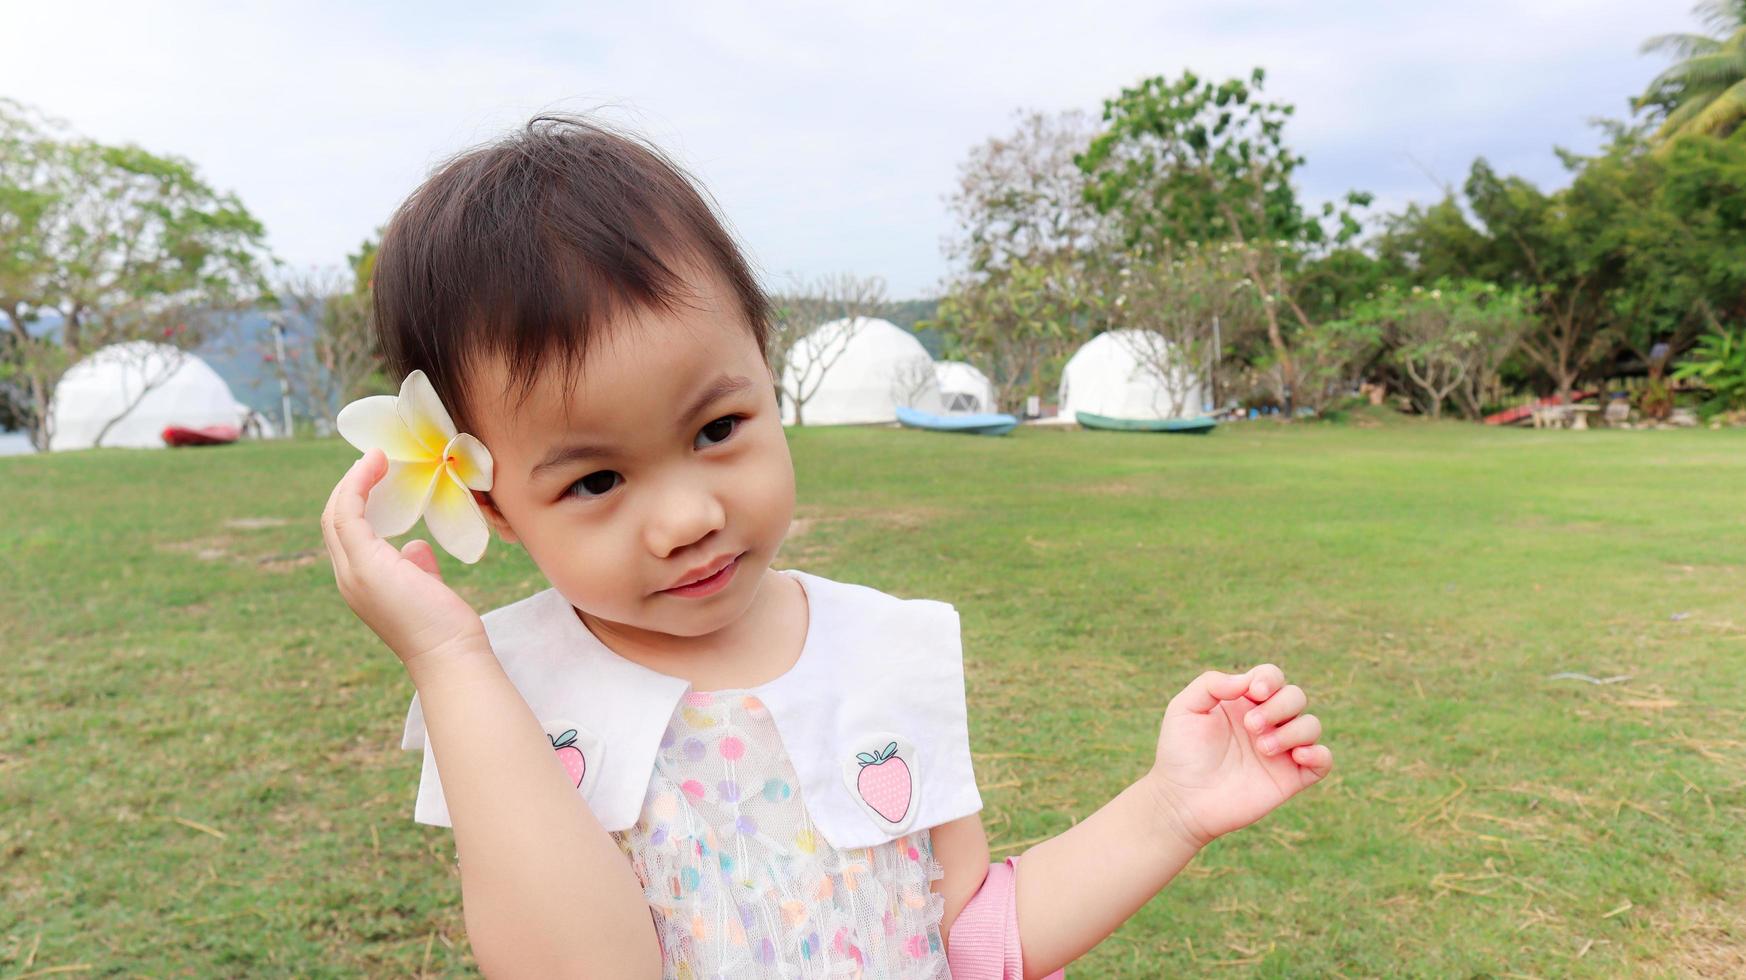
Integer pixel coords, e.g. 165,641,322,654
10,309,294,420
885,298,943,358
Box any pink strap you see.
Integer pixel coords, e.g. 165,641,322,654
944,854,1066,979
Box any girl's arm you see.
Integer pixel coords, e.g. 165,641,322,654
1010,666,1334,979
932,790,1191,980
410,644,662,979
1009,780,1202,979
928,812,992,947
322,451,661,979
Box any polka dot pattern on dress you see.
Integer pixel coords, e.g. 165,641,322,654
610,688,947,978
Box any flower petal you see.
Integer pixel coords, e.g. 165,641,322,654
396,370,459,456
364,459,442,537
443,433,494,491
336,395,430,461
424,467,490,564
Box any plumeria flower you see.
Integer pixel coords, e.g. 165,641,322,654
335,369,494,564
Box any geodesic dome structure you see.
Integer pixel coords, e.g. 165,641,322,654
779,317,945,425
1057,329,1206,422
47,341,244,451
933,360,996,414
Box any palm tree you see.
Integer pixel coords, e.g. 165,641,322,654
1636,0,1746,148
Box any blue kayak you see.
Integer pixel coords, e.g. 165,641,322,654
896,405,1020,436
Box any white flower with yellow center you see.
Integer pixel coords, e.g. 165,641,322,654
336,370,494,564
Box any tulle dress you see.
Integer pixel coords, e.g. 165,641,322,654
610,687,951,979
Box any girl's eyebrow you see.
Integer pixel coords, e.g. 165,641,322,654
529,374,754,480
530,441,614,479
679,374,752,424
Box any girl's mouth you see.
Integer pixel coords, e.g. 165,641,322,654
660,553,742,598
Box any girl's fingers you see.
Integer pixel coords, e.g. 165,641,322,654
320,462,356,577
1257,713,1321,756
1171,669,1258,715
330,449,389,557
401,539,442,579
1291,743,1334,781
1244,684,1306,734
1245,663,1287,701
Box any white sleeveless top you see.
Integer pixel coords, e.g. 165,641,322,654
400,569,979,978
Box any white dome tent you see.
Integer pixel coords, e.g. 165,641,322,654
47,341,245,451
933,360,996,414
779,317,945,425
1057,329,1206,422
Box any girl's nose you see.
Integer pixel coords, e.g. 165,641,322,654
642,479,727,558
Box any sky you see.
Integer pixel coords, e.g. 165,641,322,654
0,0,1689,299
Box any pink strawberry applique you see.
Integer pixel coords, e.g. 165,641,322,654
854,741,912,823
549,729,586,787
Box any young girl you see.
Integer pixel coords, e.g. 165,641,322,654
319,115,1332,979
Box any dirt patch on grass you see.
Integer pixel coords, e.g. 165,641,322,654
223,517,290,531
777,506,941,565
160,537,233,561
1078,479,1145,496
1643,897,1746,977
257,550,322,572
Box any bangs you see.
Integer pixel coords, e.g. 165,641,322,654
372,114,769,433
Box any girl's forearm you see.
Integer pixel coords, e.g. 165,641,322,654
1012,779,1202,979
409,640,661,979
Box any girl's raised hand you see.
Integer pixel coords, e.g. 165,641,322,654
320,448,488,668
1143,664,1333,849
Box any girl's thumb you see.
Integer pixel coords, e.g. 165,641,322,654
401,539,443,580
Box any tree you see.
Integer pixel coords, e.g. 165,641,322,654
1636,0,1746,148
768,272,888,426
944,109,1105,276
926,252,1096,413
1342,281,1532,419
930,110,1105,413
264,254,387,432
1597,125,1746,376
1096,242,1264,413
1460,159,1621,405
1076,68,1370,414
0,99,270,449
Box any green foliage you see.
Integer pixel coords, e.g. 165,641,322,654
0,98,272,448
922,253,1096,412
1073,68,1371,415
1254,315,1382,414
1636,0,1746,146
1372,122,1746,403
1076,68,1369,257
1340,280,1534,419
1293,246,1392,327
1672,325,1746,413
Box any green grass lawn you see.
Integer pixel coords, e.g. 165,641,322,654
4,421,1743,977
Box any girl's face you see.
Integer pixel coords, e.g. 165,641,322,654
469,271,795,642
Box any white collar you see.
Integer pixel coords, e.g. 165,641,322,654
402,569,982,849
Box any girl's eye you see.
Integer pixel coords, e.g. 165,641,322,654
567,470,622,499
695,415,741,449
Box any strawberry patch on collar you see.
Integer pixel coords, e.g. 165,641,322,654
540,719,602,799
841,732,919,835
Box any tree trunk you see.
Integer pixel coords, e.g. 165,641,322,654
29,373,50,451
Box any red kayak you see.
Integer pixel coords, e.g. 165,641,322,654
162,425,240,447
1483,391,1595,426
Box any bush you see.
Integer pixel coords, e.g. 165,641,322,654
1672,328,1746,416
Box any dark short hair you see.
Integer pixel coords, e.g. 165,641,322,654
372,114,770,434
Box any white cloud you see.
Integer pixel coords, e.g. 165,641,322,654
0,0,1683,296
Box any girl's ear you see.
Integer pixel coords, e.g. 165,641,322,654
476,491,520,545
